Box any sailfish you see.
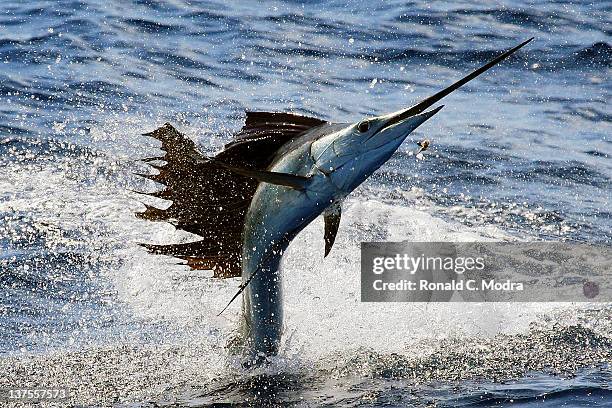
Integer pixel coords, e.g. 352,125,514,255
134,39,532,364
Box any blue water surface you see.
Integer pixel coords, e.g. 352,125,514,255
0,1,610,407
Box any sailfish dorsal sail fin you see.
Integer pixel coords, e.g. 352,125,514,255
244,111,326,130
134,112,327,278
221,111,326,156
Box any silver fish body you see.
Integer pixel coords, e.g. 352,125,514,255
240,133,345,359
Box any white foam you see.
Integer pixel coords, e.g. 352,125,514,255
280,198,567,362
0,119,585,370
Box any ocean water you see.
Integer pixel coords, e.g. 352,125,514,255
0,0,610,406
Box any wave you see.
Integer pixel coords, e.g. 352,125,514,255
120,18,185,34
509,160,609,188
1,312,608,406
571,41,611,67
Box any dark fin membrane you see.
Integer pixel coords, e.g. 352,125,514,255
211,159,311,190
135,113,326,277
220,111,326,162
323,201,342,257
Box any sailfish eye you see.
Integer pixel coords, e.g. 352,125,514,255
357,120,370,133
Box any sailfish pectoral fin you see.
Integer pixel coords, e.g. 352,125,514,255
323,201,342,257
217,162,312,191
